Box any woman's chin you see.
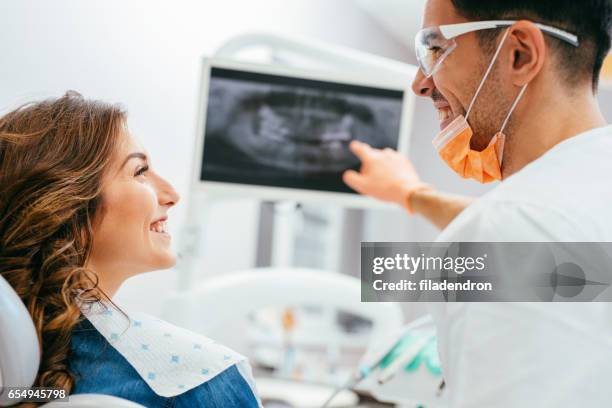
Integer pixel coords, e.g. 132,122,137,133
147,235,177,268
148,251,177,271
161,253,177,269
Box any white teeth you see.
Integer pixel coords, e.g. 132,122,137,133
438,108,451,123
150,220,168,234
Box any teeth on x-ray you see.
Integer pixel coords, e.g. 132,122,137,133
222,90,377,172
205,81,400,172
202,69,403,192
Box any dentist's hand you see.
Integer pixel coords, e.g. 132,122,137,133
343,140,432,212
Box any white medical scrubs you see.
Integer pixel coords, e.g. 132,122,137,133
432,125,612,407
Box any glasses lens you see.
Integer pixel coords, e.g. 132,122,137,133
415,27,455,77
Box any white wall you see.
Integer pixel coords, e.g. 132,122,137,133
0,0,414,315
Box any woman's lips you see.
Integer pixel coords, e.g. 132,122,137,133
150,230,171,245
150,218,171,240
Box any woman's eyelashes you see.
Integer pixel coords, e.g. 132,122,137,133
134,164,149,177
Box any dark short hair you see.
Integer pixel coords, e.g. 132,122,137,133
451,0,612,91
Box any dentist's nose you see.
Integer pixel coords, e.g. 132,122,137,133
411,69,435,98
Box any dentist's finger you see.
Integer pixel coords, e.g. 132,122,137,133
343,169,368,193
349,140,374,162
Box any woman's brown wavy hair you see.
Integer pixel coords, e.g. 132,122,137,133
0,91,126,397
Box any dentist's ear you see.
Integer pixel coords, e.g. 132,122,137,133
507,20,547,86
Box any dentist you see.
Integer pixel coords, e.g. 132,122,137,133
344,0,612,406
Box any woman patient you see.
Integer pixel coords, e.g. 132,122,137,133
0,92,261,407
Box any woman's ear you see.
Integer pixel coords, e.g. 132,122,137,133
508,20,546,86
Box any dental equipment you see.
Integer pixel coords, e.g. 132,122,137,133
320,315,437,408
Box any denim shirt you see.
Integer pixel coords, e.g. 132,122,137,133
69,319,259,408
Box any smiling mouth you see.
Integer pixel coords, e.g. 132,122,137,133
436,106,455,130
150,220,170,237
432,88,459,131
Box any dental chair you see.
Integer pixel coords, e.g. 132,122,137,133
0,275,143,407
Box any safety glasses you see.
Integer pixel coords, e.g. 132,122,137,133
415,20,579,78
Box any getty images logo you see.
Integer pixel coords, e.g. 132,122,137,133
371,253,487,276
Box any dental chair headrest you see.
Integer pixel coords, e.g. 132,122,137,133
0,274,40,407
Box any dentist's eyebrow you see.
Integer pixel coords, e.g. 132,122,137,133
120,152,148,170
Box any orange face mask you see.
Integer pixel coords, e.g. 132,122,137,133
432,29,528,184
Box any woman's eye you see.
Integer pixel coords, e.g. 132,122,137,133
135,165,149,177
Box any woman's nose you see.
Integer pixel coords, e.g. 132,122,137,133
411,69,435,97
157,176,180,207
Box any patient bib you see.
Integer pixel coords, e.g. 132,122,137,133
80,300,260,402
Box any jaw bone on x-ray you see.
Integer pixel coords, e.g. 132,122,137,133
201,68,404,194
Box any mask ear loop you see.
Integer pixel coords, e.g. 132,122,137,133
499,83,529,135
465,28,512,120
496,83,528,166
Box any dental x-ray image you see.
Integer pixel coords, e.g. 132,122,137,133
201,67,404,194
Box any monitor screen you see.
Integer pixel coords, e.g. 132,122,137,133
200,67,405,194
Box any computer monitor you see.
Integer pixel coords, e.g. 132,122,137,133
192,58,415,207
